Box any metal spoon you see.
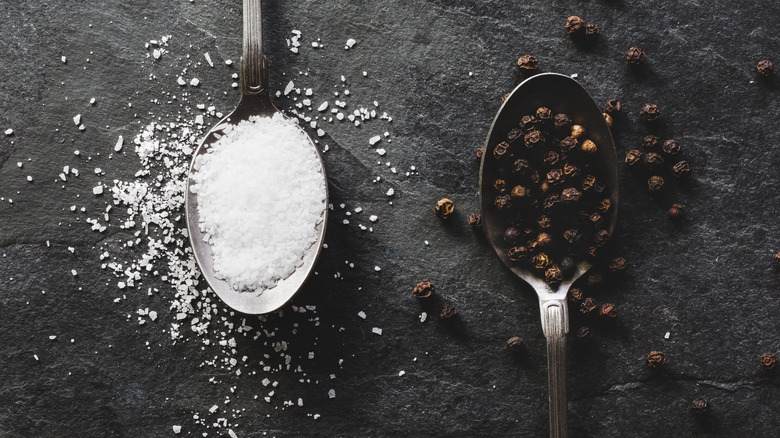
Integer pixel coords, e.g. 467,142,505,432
185,0,328,315
479,73,618,438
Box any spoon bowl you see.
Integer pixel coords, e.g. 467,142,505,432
479,73,618,437
185,0,328,315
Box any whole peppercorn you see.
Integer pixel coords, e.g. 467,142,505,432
542,150,561,167
554,113,572,130
588,212,604,227
508,128,523,142
603,112,613,128
642,135,661,150
561,187,582,203
512,158,531,175
570,124,586,138
507,246,530,262
533,253,551,270
506,336,524,352
475,147,484,160
605,99,622,114
563,229,581,244
494,141,510,160
599,303,618,318
668,203,684,220
774,251,780,267
547,168,565,185
524,130,545,148
543,194,560,210
757,59,775,79
563,162,580,178
646,350,666,368
584,22,599,40
625,46,647,65
536,232,553,248
434,198,455,219
536,107,553,124
662,139,681,155
520,115,537,132
576,326,592,340
581,175,597,191
537,215,552,229
587,246,599,260
440,303,458,320
568,287,584,302
643,152,665,167
413,281,436,299
648,175,665,192
598,198,612,213
608,257,627,272
625,150,643,167
504,227,523,245
639,103,661,122
517,55,538,72
672,160,691,177
510,185,531,199
579,297,598,315
493,179,507,192
559,136,579,152
467,213,482,228
581,139,598,154
565,16,585,35
760,352,778,370
545,266,563,284
593,229,610,247
501,93,510,102
690,396,710,415
494,194,512,210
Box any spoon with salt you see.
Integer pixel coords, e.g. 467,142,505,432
185,0,328,314
479,73,618,437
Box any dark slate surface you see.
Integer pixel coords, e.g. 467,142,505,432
1,1,779,437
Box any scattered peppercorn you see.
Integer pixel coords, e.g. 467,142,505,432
440,303,457,320
668,203,684,220
467,213,482,228
608,257,627,272
507,246,530,262
593,229,610,247
605,99,622,114
575,326,592,340
493,179,507,192
554,113,572,130
475,147,484,160
520,115,537,132
642,135,661,150
559,136,579,152
579,297,598,315
536,107,553,124
646,350,666,368
493,141,510,159
561,187,582,203
690,396,710,415
625,150,643,167
774,251,780,267
524,130,545,149
581,139,598,154
584,22,599,40
639,103,661,122
756,59,775,79
672,160,691,177
501,93,510,102
544,266,563,284
495,194,512,210
598,198,611,213
570,124,586,138
413,281,435,299
662,139,681,155
504,227,523,245
537,215,552,229
533,253,551,270
517,55,539,72
568,287,584,302
643,152,664,167
603,112,613,128
565,16,585,35
599,303,618,318
510,185,532,199
760,352,778,370
506,336,524,352
648,176,665,192
434,198,455,219
625,46,647,65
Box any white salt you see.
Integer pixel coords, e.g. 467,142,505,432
191,113,326,292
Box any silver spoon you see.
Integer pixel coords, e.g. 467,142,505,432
479,73,618,437
185,0,328,315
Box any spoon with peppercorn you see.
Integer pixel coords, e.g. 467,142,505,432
479,73,618,438
185,0,328,314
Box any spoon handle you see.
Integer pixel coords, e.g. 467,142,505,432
540,298,569,438
241,0,268,96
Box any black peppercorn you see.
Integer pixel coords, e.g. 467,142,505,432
504,227,523,245
467,213,482,228
588,212,603,227
565,16,585,35
554,113,572,130
599,303,618,318
559,136,579,152
434,198,455,219
440,303,457,320
605,99,622,114
647,351,666,368
760,352,778,370
690,396,710,415
584,22,599,40
642,135,661,150
593,229,610,247
501,93,510,102
598,198,611,213
524,130,545,149
512,158,531,175
533,253,551,270
579,297,598,314
561,187,582,203
413,281,435,299
757,59,775,79
568,287,584,302
672,160,691,177
507,246,530,262
520,115,537,132
581,175,597,192
668,203,684,220
608,257,627,272
546,169,565,185
625,150,643,167
507,128,523,142
570,124,586,138
639,103,661,121
563,229,581,244
536,232,553,248
542,150,561,167
647,175,665,192
494,194,512,210
475,147,484,160
562,163,580,179
517,55,538,72
510,185,531,199
587,246,599,260
603,112,613,128
493,179,506,192
643,152,664,167
494,141,510,159
625,46,647,65
545,265,563,284
576,326,592,340
774,251,780,267
506,336,524,352
537,215,552,229
536,107,553,124
662,139,681,155
581,139,597,154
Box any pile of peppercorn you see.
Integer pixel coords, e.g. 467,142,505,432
490,107,612,287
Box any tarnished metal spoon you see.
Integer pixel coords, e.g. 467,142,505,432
185,0,328,314
479,73,618,437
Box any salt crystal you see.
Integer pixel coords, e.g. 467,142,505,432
372,327,382,335
93,185,104,195
398,370,405,376
376,148,386,156
284,81,295,95
149,311,157,321
328,389,336,399
664,332,670,339
71,269,77,276
369,215,378,222
73,114,81,125
420,312,427,322
374,266,381,272
317,101,329,112
172,425,182,434
49,335,57,340
204,52,213,67
386,188,394,196
345,38,356,49
89,97,96,105
357,311,366,319
61,56,67,63
4,129,13,136
190,78,200,87
114,136,123,152
369,135,381,145
26,176,32,182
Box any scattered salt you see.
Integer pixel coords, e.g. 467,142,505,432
345,38,356,49
73,114,81,125
114,136,123,152
93,185,104,195
369,135,381,145
190,78,200,87
4,128,13,136
172,425,182,434
357,311,366,319
372,327,382,335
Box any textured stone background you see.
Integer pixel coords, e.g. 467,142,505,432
0,1,778,437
